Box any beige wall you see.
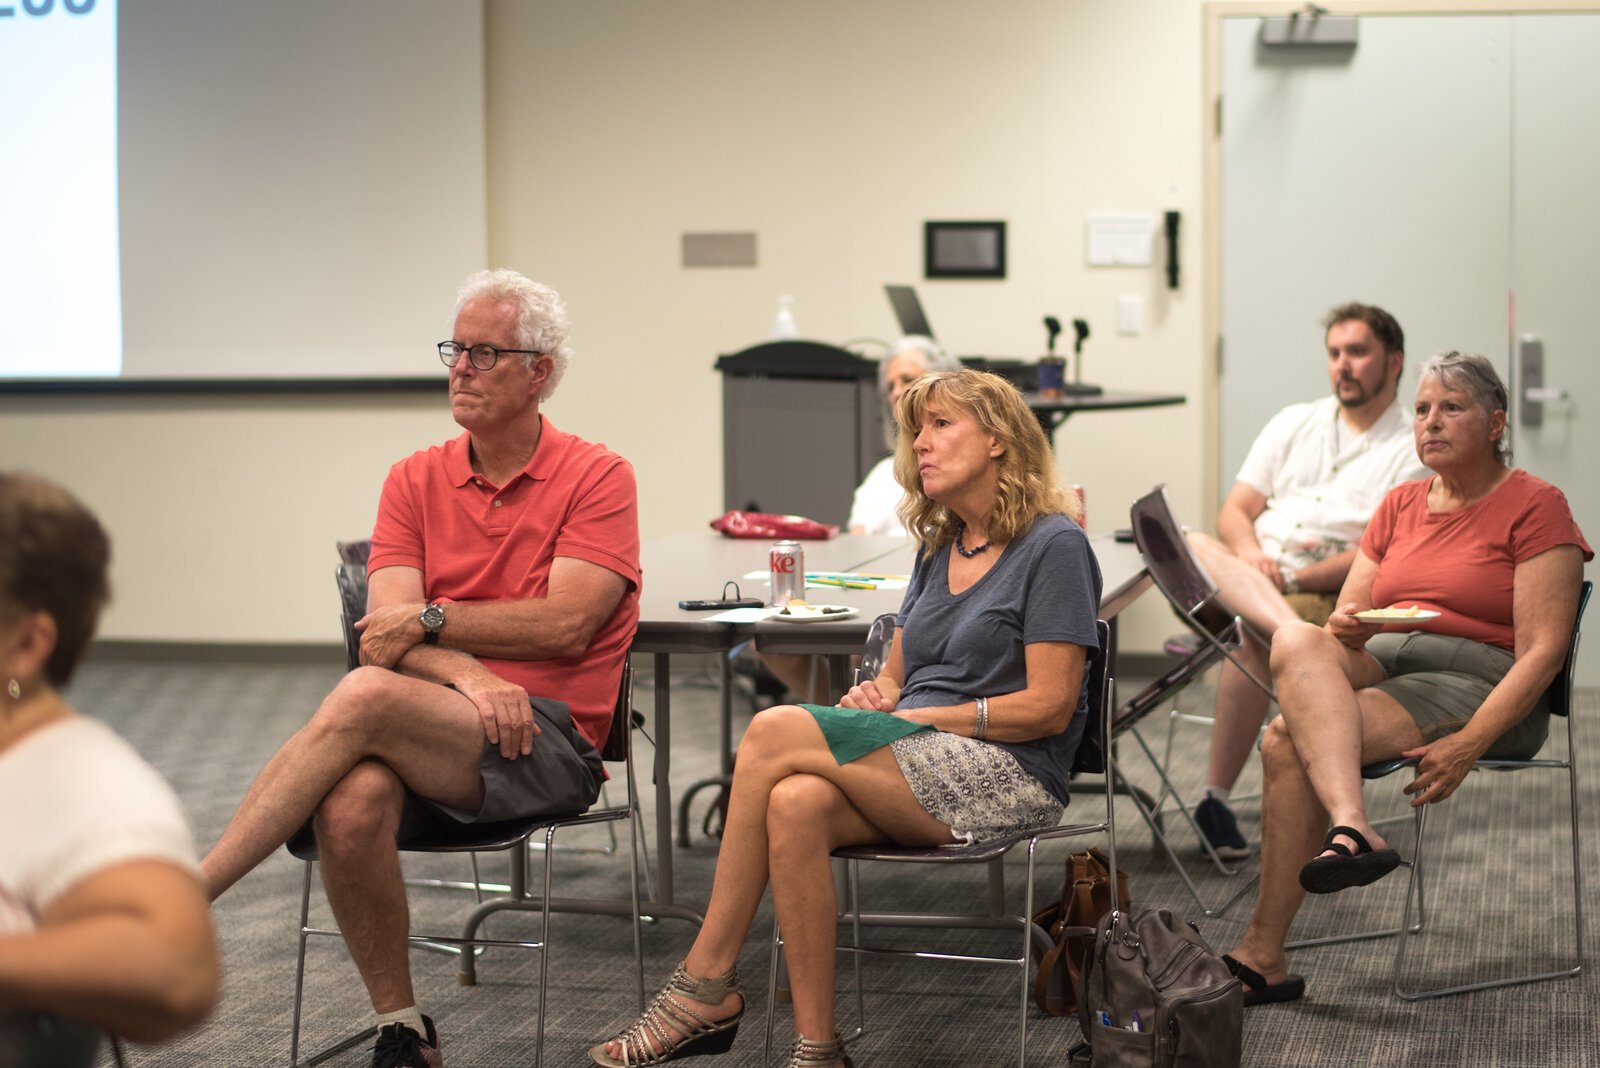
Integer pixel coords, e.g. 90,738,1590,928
0,0,1208,650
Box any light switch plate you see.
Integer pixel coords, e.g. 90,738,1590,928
1117,294,1144,336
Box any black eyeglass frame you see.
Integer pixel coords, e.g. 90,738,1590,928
437,341,545,372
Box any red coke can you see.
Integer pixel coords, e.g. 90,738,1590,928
769,540,805,606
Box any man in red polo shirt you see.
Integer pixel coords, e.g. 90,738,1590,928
199,270,640,1068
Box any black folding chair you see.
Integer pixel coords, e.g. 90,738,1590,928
1109,486,1275,914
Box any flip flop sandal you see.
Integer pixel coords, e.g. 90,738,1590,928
1223,954,1306,1006
1298,824,1401,894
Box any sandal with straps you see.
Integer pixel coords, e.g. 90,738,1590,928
788,1033,854,1067
1298,824,1400,894
588,961,743,1067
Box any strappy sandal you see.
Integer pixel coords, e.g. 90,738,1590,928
588,961,743,1067
1298,824,1400,894
787,1033,854,1067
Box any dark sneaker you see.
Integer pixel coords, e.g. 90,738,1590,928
372,1016,443,1068
1194,797,1253,860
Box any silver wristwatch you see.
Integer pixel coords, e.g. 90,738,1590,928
419,603,445,644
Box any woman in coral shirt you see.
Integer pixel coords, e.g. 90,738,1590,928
1221,351,1591,1007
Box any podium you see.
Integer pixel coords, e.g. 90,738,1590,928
714,341,882,527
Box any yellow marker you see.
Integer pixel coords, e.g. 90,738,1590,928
808,577,876,590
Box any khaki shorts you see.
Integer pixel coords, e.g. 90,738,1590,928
1283,592,1336,626
1364,631,1549,760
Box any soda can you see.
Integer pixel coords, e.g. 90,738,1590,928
769,540,805,606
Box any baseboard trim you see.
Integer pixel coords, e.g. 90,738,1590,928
86,640,345,664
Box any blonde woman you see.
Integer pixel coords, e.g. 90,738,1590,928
590,371,1100,1067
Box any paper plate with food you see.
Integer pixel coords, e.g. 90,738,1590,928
771,600,860,624
1353,605,1441,622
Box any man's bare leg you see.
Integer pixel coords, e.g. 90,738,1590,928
1187,532,1303,638
314,759,417,1013
1205,645,1274,792
1184,533,1306,852
201,667,487,899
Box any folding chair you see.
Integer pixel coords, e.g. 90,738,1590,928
1346,579,1591,999
764,619,1116,1068
1109,485,1277,915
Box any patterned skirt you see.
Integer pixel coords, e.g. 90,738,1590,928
889,730,1063,844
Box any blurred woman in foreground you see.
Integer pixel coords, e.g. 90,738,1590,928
0,473,219,1064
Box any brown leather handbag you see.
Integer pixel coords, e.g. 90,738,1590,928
1032,849,1132,1016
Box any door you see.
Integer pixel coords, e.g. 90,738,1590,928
1510,15,1600,686
1220,11,1599,684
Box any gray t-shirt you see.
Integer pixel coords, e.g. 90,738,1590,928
895,512,1103,804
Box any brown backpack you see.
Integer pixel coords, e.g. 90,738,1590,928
1032,849,1132,1015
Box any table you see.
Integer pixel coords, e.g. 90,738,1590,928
626,531,1153,923
1024,388,1186,447
628,532,909,922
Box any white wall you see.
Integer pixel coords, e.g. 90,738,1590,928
0,0,1208,650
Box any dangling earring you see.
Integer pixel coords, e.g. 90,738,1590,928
5,679,19,701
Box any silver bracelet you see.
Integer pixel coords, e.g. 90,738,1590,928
974,695,989,741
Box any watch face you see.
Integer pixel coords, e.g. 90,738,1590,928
420,604,445,631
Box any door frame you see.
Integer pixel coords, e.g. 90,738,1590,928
1199,0,1600,515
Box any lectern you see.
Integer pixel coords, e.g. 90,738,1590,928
714,341,882,528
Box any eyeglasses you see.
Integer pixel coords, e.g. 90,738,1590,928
437,341,543,372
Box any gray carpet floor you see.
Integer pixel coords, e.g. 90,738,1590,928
68,652,1599,1067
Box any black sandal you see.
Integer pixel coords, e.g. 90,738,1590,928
1298,825,1400,894
1223,954,1306,1006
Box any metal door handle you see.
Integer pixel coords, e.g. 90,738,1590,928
1520,336,1548,427
1524,387,1569,403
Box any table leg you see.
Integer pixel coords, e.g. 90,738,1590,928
653,652,674,908
719,651,733,777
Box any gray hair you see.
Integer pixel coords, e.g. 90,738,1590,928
878,336,962,448
877,335,962,398
452,269,573,402
1418,350,1511,465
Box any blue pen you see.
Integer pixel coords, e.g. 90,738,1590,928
1098,1010,1114,1028
1129,1010,1143,1032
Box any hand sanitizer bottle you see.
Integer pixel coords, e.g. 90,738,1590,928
770,295,799,340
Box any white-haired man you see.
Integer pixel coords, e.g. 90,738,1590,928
201,270,640,1067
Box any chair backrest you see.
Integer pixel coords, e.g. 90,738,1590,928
335,556,369,672
601,660,636,763
1130,485,1240,639
1070,619,1113,776
1548,580,1592,718
1130,486,1220,616
857,612,898,683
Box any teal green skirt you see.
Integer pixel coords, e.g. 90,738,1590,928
799,703,936,764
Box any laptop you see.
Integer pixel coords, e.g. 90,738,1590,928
884,285,935,339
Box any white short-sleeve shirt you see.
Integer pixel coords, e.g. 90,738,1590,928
1234,395,1427,570
847,454,908,537
0,716,198,935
